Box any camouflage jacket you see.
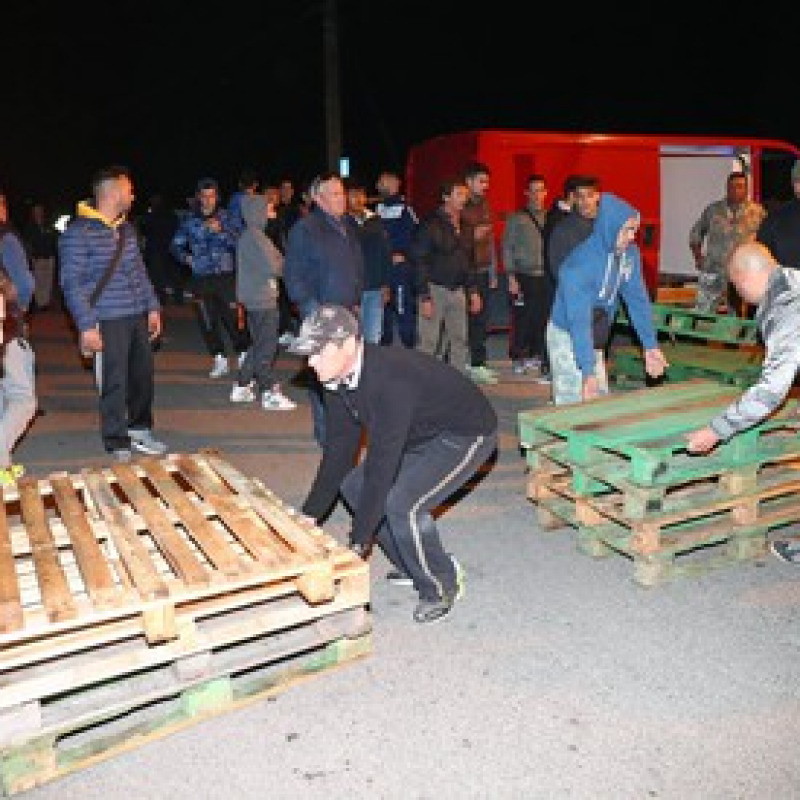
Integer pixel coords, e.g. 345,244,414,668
689,198,766,275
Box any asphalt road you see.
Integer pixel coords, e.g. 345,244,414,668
12,304,800,800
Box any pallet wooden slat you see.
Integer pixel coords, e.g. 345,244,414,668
82,469,169,601
0,499,23,633
110,464,210,587
137,459,244,578
18,479,78,624
203,452,328,560
50,476,119,608
170,453,298,569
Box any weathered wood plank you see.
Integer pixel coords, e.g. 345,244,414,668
137,460,243,577
82,469,169,601
0,493,23,633
109,464,209,587
202,452,328,559
50,475,119,608
18,478,77,623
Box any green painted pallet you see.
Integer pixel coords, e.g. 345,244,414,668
519,381,799,489
518,381,800,585
610,341,763,389
617,303,760,345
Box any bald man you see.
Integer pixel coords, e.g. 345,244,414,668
685,242,800,562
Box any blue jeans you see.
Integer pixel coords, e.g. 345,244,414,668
360,289,384,344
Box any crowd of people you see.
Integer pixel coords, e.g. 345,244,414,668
1,154,799,621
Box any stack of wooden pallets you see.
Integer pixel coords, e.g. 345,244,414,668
610,303,764,388
0,450,370,796
518,381,800,586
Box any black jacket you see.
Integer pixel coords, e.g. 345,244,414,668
302,343,497,544
757,198,800,269
412,209,476,298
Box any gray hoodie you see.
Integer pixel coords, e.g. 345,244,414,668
235,194,284,309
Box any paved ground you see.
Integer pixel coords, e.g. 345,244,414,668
12,305,800,799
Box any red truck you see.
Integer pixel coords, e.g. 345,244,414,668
405,129,800,301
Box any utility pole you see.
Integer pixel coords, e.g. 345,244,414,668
323,0,342,172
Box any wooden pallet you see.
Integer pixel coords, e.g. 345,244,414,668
610,340,763,388
654,285,697,307
518,382,800,585
611,303,763,387
617,303,760,345
0,450,371,796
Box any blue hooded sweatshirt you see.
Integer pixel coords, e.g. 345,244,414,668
549,192,657,376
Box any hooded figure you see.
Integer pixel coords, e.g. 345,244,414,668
236,194,283,309
547,192,666,405
230,193,296,411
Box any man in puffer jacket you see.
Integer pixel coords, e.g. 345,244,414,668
60,165,166,461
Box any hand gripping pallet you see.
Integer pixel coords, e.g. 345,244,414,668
0,450,370,796
610,303,763,388
518,381,800,586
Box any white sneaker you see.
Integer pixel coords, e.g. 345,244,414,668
237,351,247,369
230,381,256,403
127,429,168,456
262,388,297,411
209,354,229,378
278,332,295,347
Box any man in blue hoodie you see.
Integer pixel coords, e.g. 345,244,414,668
547,192,668,405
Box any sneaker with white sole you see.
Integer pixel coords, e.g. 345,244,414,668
262,388,296,411
209,354,229,378
128,429,167,456
413,595,454,624
770,539,800,564
230,381,256,403
386,569,414,587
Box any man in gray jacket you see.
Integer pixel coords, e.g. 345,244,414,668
502,173,550,377
685,241,800,562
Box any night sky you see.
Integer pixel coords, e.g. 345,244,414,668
4,1,797,219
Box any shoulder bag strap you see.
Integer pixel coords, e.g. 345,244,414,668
89,227,127,308
523,208,546,237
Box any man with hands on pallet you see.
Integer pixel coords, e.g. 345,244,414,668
290,304,498,624
546,192,669,405
685,241,800,563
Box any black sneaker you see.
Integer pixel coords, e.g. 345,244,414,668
413,595,454,624
386,569,413,587
770,539,800,564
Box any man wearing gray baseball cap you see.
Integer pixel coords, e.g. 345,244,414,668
291,304,498,624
